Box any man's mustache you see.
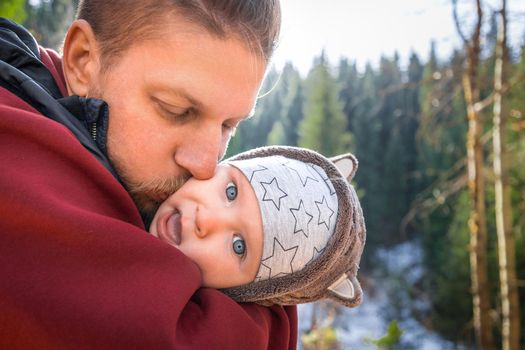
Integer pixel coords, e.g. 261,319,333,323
128,173,191,198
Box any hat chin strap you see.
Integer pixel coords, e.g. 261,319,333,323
327,273,355,299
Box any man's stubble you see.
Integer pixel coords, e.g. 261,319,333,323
91,85,190,227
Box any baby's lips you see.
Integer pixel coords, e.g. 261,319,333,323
157,209,182,246
166,210,182,245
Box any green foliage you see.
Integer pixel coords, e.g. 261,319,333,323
226,68,284,157
279,63,304,146
508,44,525,132
301,325,338,350
425,191,473,341
0,0,26,23
24,0,78,50
298,52,351,156
267,121,285,145
346,54,423,248
365,321,404,350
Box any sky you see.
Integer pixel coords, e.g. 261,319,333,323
271,0,525,75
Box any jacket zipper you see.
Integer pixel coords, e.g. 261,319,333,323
91,122,97,141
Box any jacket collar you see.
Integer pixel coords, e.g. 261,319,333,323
0,17,118,179
58,95,111,157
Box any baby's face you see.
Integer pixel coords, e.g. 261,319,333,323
149,164,263,288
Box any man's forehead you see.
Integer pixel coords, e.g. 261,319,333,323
104,20,266,124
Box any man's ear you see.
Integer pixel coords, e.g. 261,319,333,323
62,19,100,97
329,153,358,182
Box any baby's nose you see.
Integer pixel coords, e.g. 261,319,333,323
194,205,233,238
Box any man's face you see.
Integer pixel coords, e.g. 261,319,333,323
149,164,264,288
90,22,266,219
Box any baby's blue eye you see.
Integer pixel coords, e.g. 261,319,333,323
232,235,246,256
226,182,237,201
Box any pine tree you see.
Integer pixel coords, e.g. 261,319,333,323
24,0,78,49
374,55,407,241
351,63,384,246
278,62,304,146
267,121,285,145
337,58,359,134
230,67,283,154
402,52,423,215
299,52,351,156
417,45,473,346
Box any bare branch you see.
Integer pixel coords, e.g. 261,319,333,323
401,172,467,234
474,72,525,113
452,0,469,44
401,156,467,234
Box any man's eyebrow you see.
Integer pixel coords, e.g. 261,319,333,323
183,92,203,109
155,85,203,109
221,110,255,124
159,86,255,121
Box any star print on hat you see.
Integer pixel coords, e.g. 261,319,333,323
229,156,339,281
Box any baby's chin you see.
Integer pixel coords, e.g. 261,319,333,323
201,272,257,289
202,279,233,289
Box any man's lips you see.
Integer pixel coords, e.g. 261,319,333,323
157,210,182,246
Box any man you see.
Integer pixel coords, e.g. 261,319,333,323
0,1,297,349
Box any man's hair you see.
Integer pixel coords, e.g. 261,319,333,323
76,0,281,69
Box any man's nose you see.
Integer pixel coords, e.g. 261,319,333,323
174,125,224,180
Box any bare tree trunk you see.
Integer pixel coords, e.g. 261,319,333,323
453,1,494,348
464,72,493,350
492,3,520,349
302,303,341,350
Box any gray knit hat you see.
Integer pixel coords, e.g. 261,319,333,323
221,146,366,308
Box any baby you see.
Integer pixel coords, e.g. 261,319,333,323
149,146,366,307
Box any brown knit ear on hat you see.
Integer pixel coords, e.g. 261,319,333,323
330,153,358,182
326,273,362,305
323,153,363,306
325,154,359,301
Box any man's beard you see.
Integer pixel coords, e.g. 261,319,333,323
134,176,189,228
120,169,190,229
106,145,190,229
87,84,189,228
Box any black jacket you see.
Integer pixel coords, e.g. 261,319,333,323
0,17,116,177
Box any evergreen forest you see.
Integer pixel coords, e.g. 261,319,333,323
230,42,525,348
